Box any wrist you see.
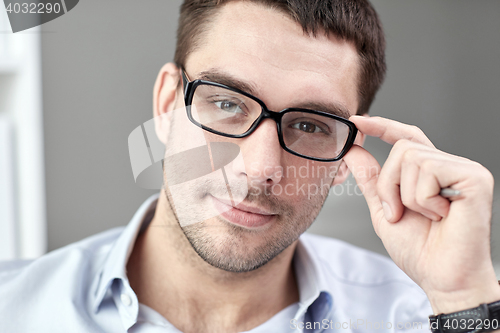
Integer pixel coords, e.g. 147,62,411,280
427,281,500,315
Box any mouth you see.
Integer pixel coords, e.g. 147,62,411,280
210,195,276,229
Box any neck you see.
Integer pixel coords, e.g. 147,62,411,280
127,190,299,333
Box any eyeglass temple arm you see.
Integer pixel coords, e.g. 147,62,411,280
179,68,191,95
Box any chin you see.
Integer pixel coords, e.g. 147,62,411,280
181,215,303,273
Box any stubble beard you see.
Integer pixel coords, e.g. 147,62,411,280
162,110,331,273
165,181,328,273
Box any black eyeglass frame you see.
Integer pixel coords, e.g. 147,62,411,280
181,69,358,162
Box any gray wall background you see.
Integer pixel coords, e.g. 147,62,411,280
41,1,500,266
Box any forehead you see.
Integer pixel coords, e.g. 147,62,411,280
185,1,360,114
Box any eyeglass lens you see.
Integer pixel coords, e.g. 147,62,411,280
190,84,351,160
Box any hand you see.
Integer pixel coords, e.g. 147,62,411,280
343,115,500,314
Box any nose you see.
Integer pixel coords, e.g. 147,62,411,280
231,118,284,187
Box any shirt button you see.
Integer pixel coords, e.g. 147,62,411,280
120,293,132,306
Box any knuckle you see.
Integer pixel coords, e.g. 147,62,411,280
409,125,434,147
415,194,427,208
474,163,494,186
393,139,410,151
400,189,415,208
401,147,419,164
409,125,427,142
401,196,417,211
410,125,425,139
420,159,438,173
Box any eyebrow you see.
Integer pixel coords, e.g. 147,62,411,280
195,69,352,119
197,69,259,96
291,101,351,119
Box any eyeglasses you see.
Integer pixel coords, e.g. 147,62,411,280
181,70,358,162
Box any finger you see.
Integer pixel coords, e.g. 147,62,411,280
415,165,451,219
343,144,385,233
377,140,436,222
350,115,435,148
381,143,467,222
400,157,442,221
414,157,493,222
410,151,492,222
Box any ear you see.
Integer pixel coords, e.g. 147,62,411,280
331,113,368,185
153,62,182,144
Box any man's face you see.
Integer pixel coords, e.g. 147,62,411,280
162,1,360,272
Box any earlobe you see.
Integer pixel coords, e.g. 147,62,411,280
153,62,182,144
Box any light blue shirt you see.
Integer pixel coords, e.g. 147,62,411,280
0,194,432,332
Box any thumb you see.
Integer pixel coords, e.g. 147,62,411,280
343,145,384,227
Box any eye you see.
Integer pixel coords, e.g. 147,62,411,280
291,121,326,134
214,100,244,114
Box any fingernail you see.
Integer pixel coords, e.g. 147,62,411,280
382,201,393,222
349,115,365,120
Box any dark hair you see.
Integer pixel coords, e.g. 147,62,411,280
174,0,386,115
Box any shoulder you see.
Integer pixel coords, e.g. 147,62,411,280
298,233,432,324
0,227,124,312
299,232,408,285
0,226,123,275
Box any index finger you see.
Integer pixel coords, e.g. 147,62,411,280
350,116,435,148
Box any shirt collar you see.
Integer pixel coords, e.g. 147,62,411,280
91,193,332,328
293,236,333,323
92,193,159,317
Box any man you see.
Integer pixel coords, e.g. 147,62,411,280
1,0,499,332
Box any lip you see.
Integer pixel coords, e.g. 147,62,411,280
210,195,276,229
215,197,275,215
